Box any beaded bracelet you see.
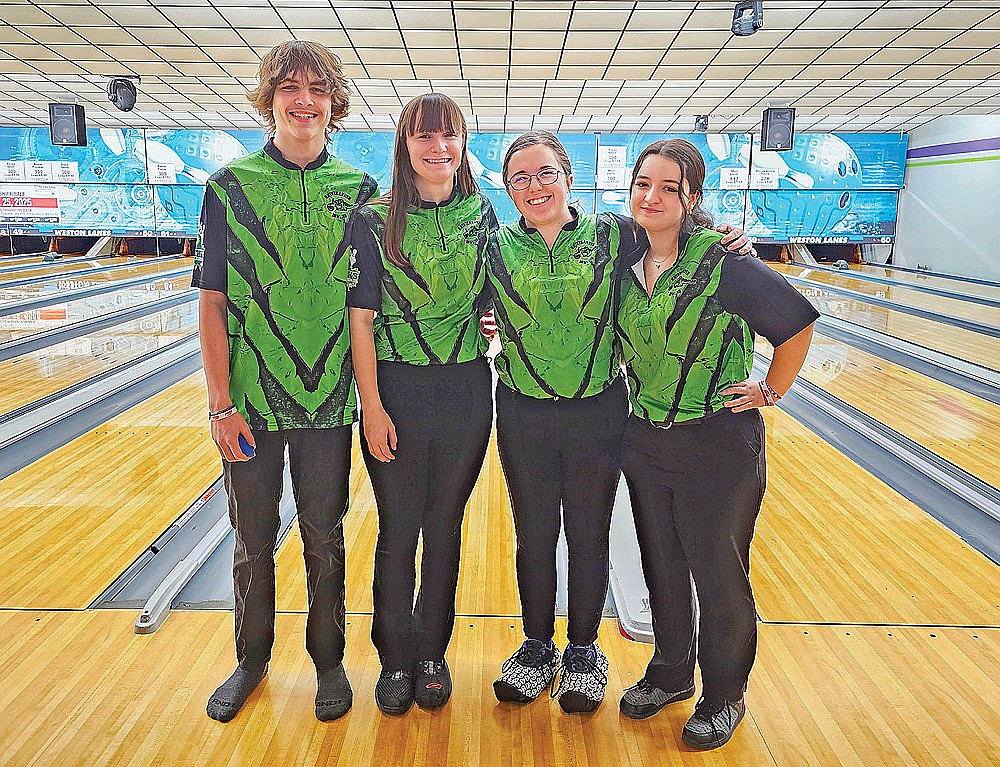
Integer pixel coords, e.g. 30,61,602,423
208,405,238,422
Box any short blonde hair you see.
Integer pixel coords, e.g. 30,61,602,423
247,40,350,136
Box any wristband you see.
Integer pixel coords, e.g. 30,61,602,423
758,381,781,407
209,405,238,422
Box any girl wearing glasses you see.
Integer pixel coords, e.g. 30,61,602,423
614,139,816,749
486,131,751,713
346,93,495,715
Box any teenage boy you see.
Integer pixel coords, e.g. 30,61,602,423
193,40,377,723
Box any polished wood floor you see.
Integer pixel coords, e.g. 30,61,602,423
0,258,185,307
852,263,1000,302
782,276,1000,372
775,263,1000,329
0,374,220,609
0,304,198,418
756,333,999,487
0,612,995,767
0,262,997,765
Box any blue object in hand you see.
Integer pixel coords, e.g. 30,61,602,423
238,433,255,458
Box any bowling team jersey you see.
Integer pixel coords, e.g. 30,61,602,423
346,190,496,365
615,226,819,425
192,140,378,430
488,210,645,400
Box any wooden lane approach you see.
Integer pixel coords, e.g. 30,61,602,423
0,373,220,609
0,611,995,766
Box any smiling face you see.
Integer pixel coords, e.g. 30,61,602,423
629,153,698,236
406,125,464,191
270,69,333,148
505,143,574,231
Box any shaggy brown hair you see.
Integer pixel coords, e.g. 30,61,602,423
247,40,350,136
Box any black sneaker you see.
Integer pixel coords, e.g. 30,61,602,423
493,639,560,703
413,659,452,709
374,669,414,715
681,695,746,750
553,643,609,713
619,678,695,720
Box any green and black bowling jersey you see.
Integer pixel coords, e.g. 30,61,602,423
615,227,819,424
488,210,645,400
192,140,378,430
345,191,495,365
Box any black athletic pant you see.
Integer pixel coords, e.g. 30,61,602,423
621,410,766,702
362,357,492,671
495,377,627,647
223,426,352,672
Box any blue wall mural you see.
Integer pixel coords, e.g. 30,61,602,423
0,127,907,246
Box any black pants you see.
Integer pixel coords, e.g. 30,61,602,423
495,378,627,647
621,410,766,701
362,357,492,670
223,426,352,671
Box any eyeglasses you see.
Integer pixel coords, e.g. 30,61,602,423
506,169,562,190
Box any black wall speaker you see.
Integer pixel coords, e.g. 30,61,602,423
48,103,87,147
761,107,795,151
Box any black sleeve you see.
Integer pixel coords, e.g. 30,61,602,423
716,251,820,346
191,182,227,292
357,173,380,206
474,195,499,315
345,206,385,311
606,212,648,270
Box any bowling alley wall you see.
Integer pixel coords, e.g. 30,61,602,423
0,127,906,249
896,115,1000,282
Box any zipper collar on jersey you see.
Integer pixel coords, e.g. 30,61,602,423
517,205,580,235
264,139,329,170
417,186,460,209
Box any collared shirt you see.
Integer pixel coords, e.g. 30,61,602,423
488,209,646,399
192,139,379,429
346,190,496,365
615,226,819,424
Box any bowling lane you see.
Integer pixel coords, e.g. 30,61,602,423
0,252,53,268
852,263,1000,302
0,258,189,309
0,281,193,346
775,264,1000,329
752,406,1000,625
274,434,521,617
0,255,145,284
0,373,219,609
756,333,999,488
274,412,1000,626
0,301,198,418
789,281,1000,372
